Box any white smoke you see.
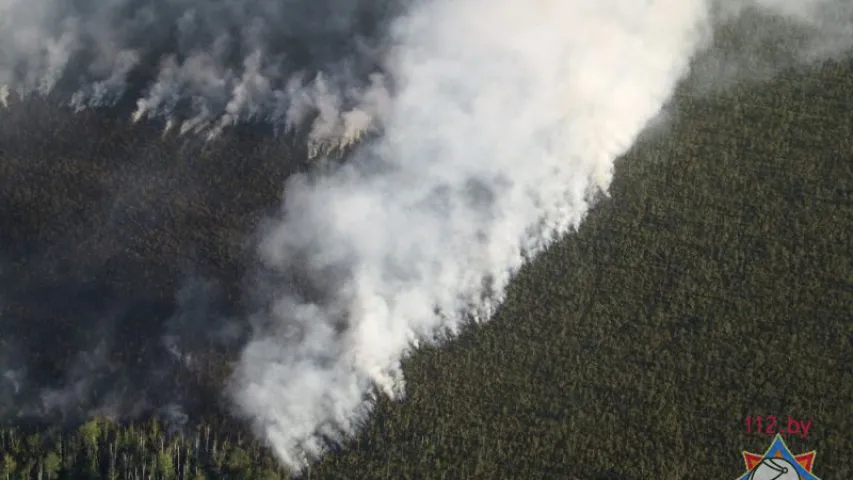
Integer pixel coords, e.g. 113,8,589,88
226,0,853,472
687,0,853,94
1,0,851,473
227,0,715,470
0,0,394,150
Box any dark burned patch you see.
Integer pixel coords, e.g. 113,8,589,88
6,0,400,126
0,94,311,427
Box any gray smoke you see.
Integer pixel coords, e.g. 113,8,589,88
0,0,397,151
226,0,853,471
689,0,853,93
0,0,851,474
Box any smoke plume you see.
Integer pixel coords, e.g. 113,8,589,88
225,0,853,471
0,0,396,152
1,0,851,474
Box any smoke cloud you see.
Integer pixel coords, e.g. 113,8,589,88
224,0,713,469
689,0,853,93
0,0,851,474
225,0,853,471
0,0,397,152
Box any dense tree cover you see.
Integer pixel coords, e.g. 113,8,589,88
0,417,285,479
0,49,851,480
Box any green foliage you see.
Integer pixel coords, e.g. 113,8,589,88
79,418,101,452
225,447,252,475
1,453,16,480
1,32,852,480
0,420,290,480
43,451,61,480
157,450,176,479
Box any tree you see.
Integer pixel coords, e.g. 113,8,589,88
157,450,176,480
1,454,16,480
79,418,101,448
43,450,62,480
226,446,254,479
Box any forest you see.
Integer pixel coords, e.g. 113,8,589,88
1,17,852,480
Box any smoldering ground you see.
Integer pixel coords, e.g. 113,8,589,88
0,100,297,428
0,0,852,474
0,0,398,147
0,0,405,428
